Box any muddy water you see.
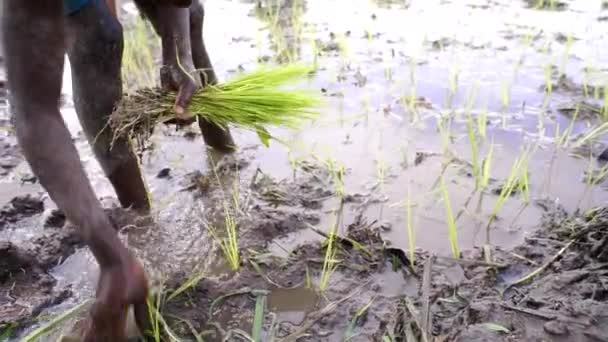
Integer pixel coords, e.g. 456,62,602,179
2,0,608,340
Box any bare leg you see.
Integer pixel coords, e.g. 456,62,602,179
66,0,150,212
2,1,148,340
189,1,236,152
134,0,236,152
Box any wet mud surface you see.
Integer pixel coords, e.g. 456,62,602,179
1,0,608,340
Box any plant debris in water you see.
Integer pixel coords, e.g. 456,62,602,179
108,64,322,147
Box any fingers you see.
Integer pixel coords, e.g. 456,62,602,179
84,301,129,342
174,78,198,120
133,299,153,339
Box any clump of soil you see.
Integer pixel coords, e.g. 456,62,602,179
0,194,44,230
0,134,21,177
0,230,81,336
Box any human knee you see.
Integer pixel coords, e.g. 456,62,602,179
190,1,205,28
67,2,123,65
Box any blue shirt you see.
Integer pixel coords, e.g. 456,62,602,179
64,0,91,15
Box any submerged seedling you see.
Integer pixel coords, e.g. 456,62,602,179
557,103,579,147
446,62,460,108
573,121,608,149
437,115,452,154
543,61,553,101
477,107,488,141
465,83,481,189
376,150,388,189
440,176,460,258
558,33,574,77
500,81,511,113
481,142,495,190
344,299,375,340
405,183,416,265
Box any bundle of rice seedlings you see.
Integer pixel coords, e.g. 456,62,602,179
108,64,322,147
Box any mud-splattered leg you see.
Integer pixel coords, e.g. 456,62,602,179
189,1,236,152
65,0,151,212
2,1,149,340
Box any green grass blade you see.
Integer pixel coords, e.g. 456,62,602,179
252,294,266,342
21,300,91,342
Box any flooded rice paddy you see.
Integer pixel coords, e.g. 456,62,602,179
1,0,608,341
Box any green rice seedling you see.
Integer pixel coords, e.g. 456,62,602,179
558,33,574,77
206,202,240,271
407,57,418,110
252,293,266,342
590,164,608,186
481,323,510,334
1,323,15,341
146,289,164,342
21,300,92,342
557,104,579,147
518,164,530,204
323,157,346,199
376,150,387,189
572,121,608,149
406,183,416,266
305,265,313,289
122,17,158,90
578,154,597,208
344,299,375,340
437,115,452,155
449,61,460,94
534,0,558,10
440,176,460,258
543,61,553,99
166,270,206,303
537,109,546,139
108,64,322,147
481,142,494,190
477,106,488,140
582,67,590,98
486,147,533,242
146,294,187,342
363,93,371,124
500,81,511,113
383,334,395,342
319,224,340,291
465,84,480,189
